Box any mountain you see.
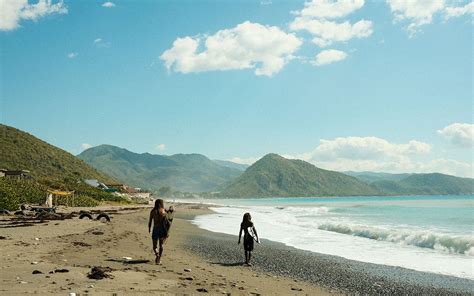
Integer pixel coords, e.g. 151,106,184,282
372,173,474,195
0,124,122,210
0,124,114,183
213,160,249,171
221,154,379,198
78,145,243,192
344,171,411,183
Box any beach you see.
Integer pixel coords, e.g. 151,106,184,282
0,204,332,295
0,203,472,295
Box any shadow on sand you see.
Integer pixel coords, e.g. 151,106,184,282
106,258,150,264
210,261,244,267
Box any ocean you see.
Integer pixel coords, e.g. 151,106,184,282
189,195,474,280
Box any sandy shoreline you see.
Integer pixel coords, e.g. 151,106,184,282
0,203,334,295
1,202,472,295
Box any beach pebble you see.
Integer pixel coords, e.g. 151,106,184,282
291,287,303,291
19,281,28,284
87,284,94,288
184,268,192,272
34,238,39,241
31,261,38,265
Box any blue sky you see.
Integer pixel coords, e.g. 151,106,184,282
1,0,473,177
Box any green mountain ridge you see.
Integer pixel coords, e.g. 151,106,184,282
372,173,474,195
222,154,474,198
78,145,243,193
0,124,124,210
221,154,379,197
0,124,114,183
213,160,249,171
343,171,411,183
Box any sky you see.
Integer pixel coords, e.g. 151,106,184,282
1,0,473,177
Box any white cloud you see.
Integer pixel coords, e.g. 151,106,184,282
420,158,473,178
387,0,474,36
102,2,115,8
160,21,302,77
295,0,365,19
289,0,372,48
313,49,347,66
281,136,473,177
80,143,92,150
67,52,78,59
232,135,472,177
309,137,431,161
0,0,67,31
155,144,166,152
291,18,373,47
438,123,474,148
93,37,110,48
445,1,474,19
228,156,260,165
386,0,445,36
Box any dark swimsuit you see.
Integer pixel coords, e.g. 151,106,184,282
241,221,254,251
151,209,167,240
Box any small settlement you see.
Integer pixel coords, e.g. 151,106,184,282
83,179,152,202
1,169,153,207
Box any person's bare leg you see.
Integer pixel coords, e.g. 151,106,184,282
248,251,252,266
244,250,248,265
157,238,165,264
152,239,158,255
153,239,159,264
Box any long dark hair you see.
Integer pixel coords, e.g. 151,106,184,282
154,199,164,210
242,212,251,223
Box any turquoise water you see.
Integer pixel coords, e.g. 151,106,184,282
216,195,474,235
191,195,474,279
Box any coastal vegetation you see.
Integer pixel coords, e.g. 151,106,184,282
0,124,127,210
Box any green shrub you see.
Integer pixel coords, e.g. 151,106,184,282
0,177,129,210
0,178,46,210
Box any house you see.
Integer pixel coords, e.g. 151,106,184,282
0,169,30,179
105,183,128,193
84,179,109,190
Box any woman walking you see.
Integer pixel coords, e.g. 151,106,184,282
238,212,259,266
148,199,167,264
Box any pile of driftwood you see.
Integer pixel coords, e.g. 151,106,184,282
0,205,112,228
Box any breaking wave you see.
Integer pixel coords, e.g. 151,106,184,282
317,223,474,255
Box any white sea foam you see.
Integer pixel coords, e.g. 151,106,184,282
317,223,474,255
193,202,474,280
